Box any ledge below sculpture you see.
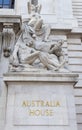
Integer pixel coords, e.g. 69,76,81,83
3,72,78,130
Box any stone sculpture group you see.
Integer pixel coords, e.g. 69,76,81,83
9,2,66,72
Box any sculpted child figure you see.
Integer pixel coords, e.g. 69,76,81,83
27,2,51,42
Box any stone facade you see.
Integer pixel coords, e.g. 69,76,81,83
0,0,82,130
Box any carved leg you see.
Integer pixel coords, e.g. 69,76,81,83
39,52,59,70
22,51,40,64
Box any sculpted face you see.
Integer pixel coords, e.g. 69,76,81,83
31,4,36,12
58,40,64,46
26,40,33,47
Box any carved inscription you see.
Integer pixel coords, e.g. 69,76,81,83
14,94,68,125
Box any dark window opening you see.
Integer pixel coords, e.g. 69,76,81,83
0,0,15,9
31,0,38,6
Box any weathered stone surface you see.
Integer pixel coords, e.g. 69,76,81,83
3,72,78,130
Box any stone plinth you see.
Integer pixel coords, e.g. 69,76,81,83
3,72,78,130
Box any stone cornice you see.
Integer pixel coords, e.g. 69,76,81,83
3,72,79,83
0,15,21,23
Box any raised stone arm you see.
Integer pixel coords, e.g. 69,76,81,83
36,4,42,14
27,2,42,14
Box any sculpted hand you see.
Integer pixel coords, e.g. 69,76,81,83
10,52,19,67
